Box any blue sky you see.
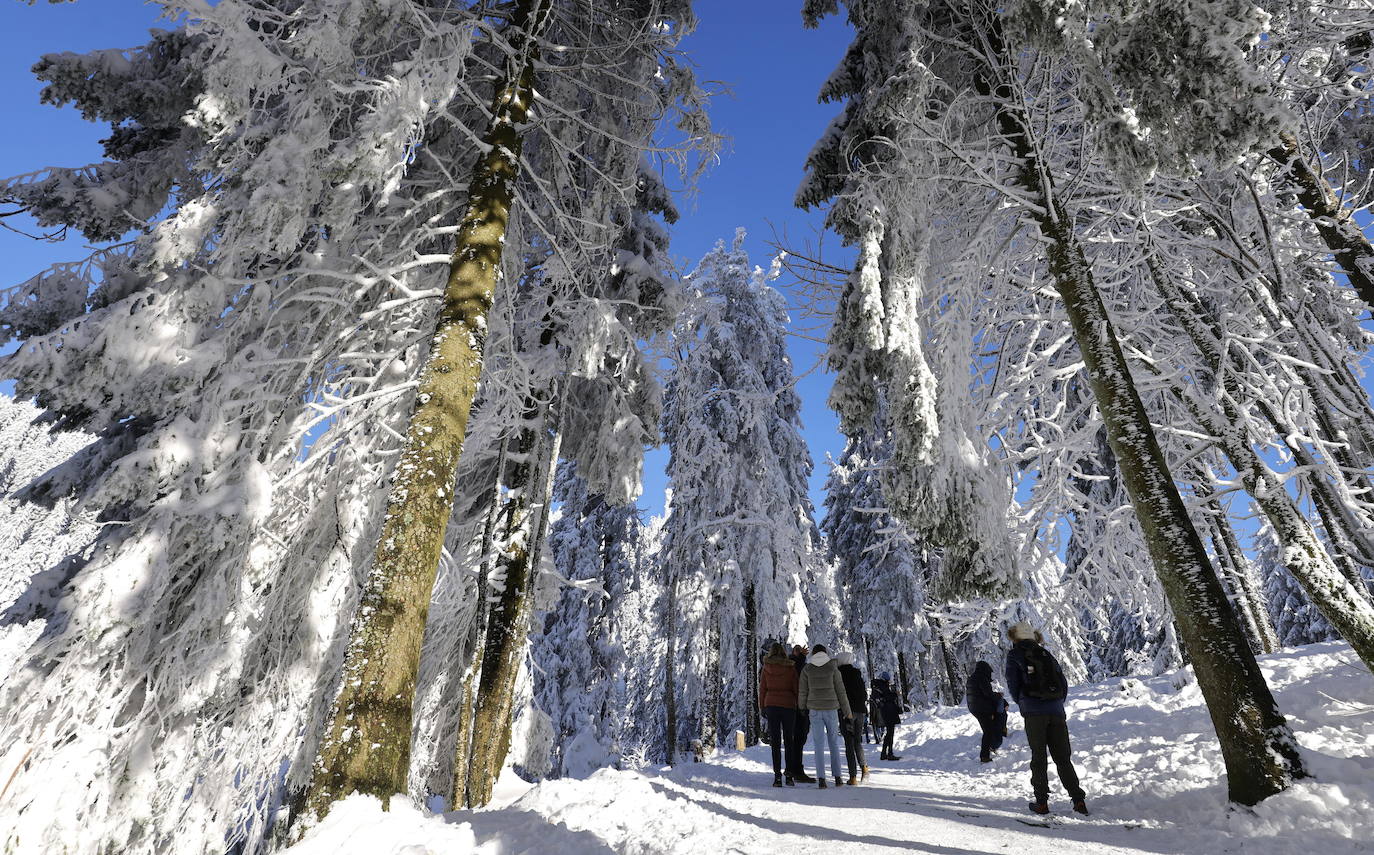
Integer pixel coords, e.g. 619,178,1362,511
0,0,854,517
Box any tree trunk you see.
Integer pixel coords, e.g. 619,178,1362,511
1266,132,1374,314
896,650,913,706
664,575,679,764
974,21,1304,804
744,583,760,746
299,0,551,824
931,616,960,706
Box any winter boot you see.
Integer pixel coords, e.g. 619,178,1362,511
979,756,992,763
818,779,828,789
861,765,870,781
847,774,857,786
1028,801,1050,815
773,775,783,788
1073,799,1090,816
785,774,795,787
835,776,844,787
793,771,816,784
888,754,902,761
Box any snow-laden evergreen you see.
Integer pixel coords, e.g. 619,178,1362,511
659,231,830,756
0,0,710,850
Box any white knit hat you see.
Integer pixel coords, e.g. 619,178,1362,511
1008,621,1037,641
836,651,854,665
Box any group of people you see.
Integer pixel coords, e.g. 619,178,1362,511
758,642,903,789
759,621,1089,817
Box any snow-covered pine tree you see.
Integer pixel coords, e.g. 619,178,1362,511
659,231,826,757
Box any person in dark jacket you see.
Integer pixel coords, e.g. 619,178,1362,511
759,642,799,787
835,652,869,784
786,644,815,783
1005,621,1088,816
965,660,1006,762
870,674,902,761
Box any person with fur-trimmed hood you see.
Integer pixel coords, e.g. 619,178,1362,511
798,644,852,788
1005,621,1088,816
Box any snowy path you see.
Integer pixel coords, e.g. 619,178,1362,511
292,643,1374,855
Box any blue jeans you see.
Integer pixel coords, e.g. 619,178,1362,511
810,709,843,781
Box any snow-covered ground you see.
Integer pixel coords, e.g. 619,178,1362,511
288,642,1374,855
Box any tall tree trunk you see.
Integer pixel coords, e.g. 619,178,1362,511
896,650,913,706
299,0,551,823
745,583,760,746
974,18,1304,804
1266,132,1374,314
931,616,960,706
664,575,679,764
454,413,561,808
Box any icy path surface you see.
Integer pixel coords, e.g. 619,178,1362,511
290,643,1374,854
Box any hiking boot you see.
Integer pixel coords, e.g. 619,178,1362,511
1073,799,1090,816
847,774,857,786
835,776,844,787
861,766,870,781
979,756,992,763
773,775,783,788
818,779,828,789
784,775,795,787
794,772,816,783
1028,801,1050,815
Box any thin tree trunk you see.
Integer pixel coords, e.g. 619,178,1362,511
973,17,1304,804
300,0,551,823
456,418,561,807
896,650,913,706
931,616,960,706
1266,132,1374,314
664,575,679,764
745,583,759,746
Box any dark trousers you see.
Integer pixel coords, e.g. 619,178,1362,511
762,706,795,776
843,714,867,777
974,711,1005,760
786,708,810,775
881,724,895,757
1023,714,1084,801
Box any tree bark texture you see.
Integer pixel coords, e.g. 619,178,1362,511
974,26,1305,803
1267,132,1374,315
454,417,561,808
300,0,551,824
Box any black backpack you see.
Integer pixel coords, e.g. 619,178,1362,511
1019,643,1066,701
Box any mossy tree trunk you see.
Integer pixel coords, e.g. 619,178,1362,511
299,0,551,825
975,20,1305,804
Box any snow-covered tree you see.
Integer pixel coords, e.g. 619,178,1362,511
0,0,711,849
659,231,828,757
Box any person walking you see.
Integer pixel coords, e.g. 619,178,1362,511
1005,621,1089,816
798,644,852,788
836,652,869,784
759,642,799,787
965,660,1006,763
870,673,902,761
786,644,815,783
